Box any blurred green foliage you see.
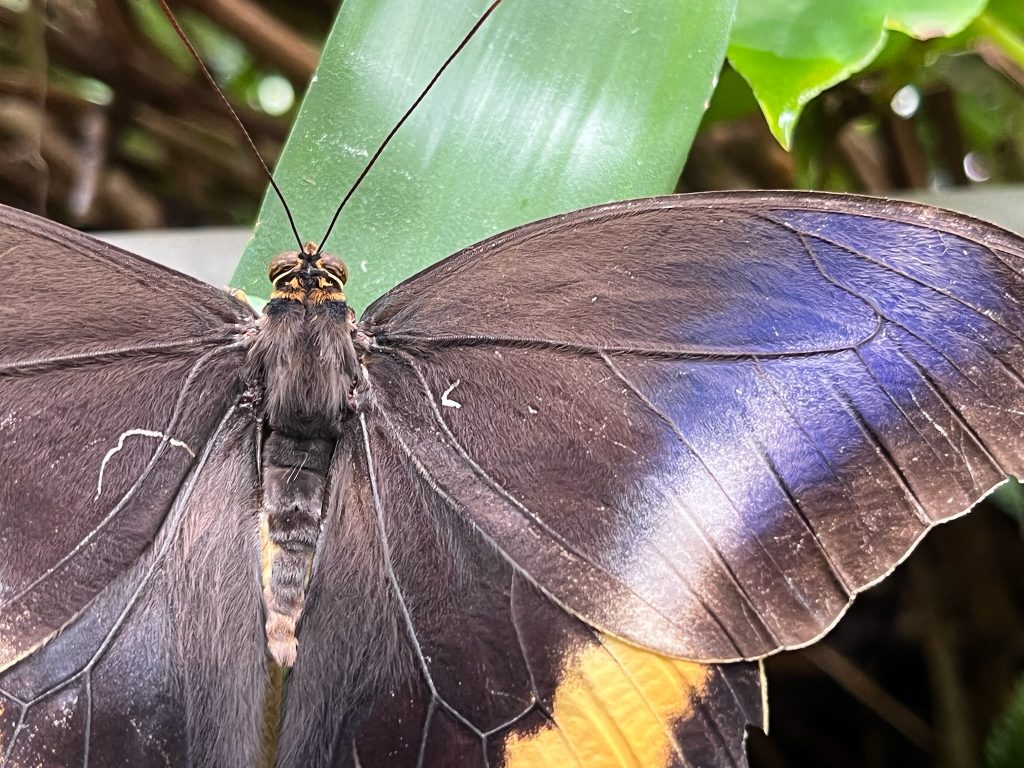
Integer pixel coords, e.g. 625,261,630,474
728,0,986,147
987,673,1024,768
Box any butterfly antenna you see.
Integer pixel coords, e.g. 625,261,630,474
315,0,504,255
157,0,304,251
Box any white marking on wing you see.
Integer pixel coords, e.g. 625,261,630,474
95,429,195,499
441,380,462,409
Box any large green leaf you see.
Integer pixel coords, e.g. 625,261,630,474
233,0,737,313
728,0,987,148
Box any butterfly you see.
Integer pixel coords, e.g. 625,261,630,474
4,5,1024,768
5,186,1024,766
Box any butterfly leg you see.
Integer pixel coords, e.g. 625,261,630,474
347,382,373,413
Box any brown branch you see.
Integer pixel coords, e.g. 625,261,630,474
909,553,977,768
880,111,930,189
681,115,794,191
804,644,934,752
923,86,968,186
45,0,287,141
0,97,162,226
836,121,894,193
0,99,48,213
133,104,267,197
975,39,1024,91
183,0,319,85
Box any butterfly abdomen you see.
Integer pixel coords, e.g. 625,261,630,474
245,248,364,666
260,431,334,666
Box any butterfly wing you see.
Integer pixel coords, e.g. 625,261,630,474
357,191,1024,663
0,204,255,669
0,206,268,766
0,407,268,767
280,417,766,768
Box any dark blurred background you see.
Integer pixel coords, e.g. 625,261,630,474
4,0,1023,229
3,2,1024,767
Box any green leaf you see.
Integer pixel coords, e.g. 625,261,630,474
987,673,1024,768
701,65,761,126
988,0,1024,29
973,0,1024,74
728,0,988,148
233,0,737,313
989,478,1024,529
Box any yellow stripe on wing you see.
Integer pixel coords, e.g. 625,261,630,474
503,633,712,767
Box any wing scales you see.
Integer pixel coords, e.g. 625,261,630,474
9,192,1024,766
362,193,1024,662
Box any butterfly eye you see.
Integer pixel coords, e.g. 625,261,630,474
316,253,349,287
268,252,302,284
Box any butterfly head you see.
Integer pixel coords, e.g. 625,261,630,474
268,242,349,306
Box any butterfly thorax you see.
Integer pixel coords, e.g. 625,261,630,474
243,243,364,666
246,242,361,437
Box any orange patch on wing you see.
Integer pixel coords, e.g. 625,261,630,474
502,634,712,768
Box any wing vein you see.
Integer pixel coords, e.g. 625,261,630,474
369,401,714,659
768,214,1024,347
595,636,692,767
0,335,241,376
508,576,545,715
708,667,757,768
889,335,1011,477
2,701,26,763
385,349,626,581
23,401,245,706
743,425,852,596
83,669,92,768
372,333,864,363
357,414,485,742
852,347,955,467
987,245,1024,281
827,382,932,526
683,678,741,768
786,229,1011,481
645,544,744,655
374,350,746,651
